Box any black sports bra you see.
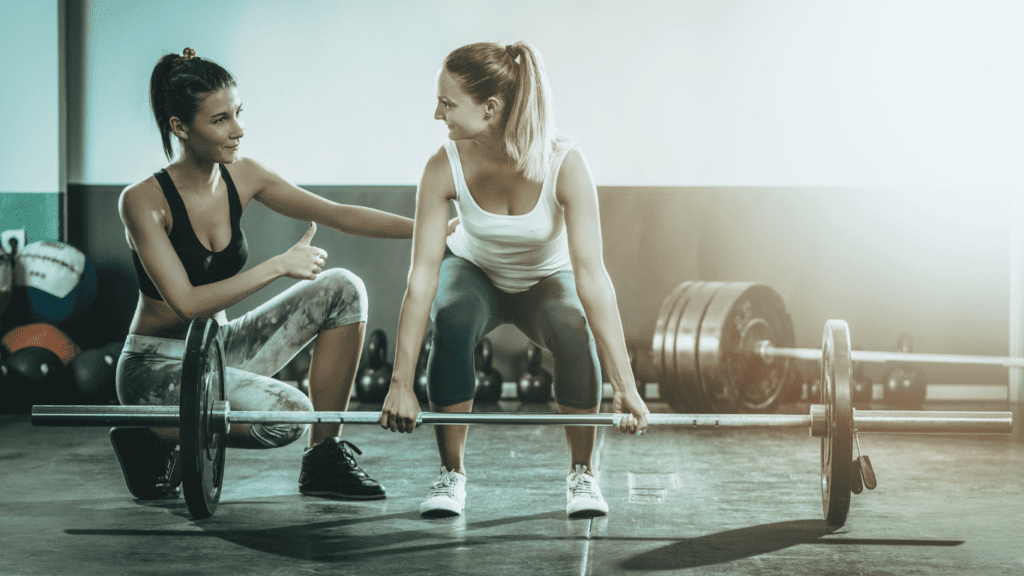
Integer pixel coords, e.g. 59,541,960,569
131,165,248,301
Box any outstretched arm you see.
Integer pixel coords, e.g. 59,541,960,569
245,158,417,239
379,148,456,433
557,149,650,435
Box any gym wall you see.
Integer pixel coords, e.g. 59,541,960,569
16,1,1024,395
0,0,63,244
67,185,1013,389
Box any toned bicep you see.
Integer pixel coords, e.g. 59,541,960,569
119,186,193,309
249,160,338,222
408,152,456,282
558,150,605,275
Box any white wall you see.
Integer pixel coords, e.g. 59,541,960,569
0,0,60,192
70,0,1024,188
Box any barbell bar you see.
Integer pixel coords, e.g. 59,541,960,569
30,404,1010,435
754,341,1024,368
29,317,1013,530
649,281,1024,414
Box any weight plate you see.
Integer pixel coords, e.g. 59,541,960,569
669,282,725,413
821,319,852,531
698,283,795,413
181,317,227,520
653,282,700,411
652,281,697,385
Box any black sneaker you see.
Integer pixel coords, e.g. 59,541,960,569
109,428,182,500
299,437,386,500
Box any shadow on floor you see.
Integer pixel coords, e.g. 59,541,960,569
618,519,965,571
64,506,582,561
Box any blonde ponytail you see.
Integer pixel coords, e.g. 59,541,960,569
443,41,556,181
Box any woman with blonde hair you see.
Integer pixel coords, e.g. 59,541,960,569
379,41,649,518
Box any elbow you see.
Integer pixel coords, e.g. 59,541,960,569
163,292,198,322
406,269,440,300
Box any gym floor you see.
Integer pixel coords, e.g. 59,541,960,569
2,399,1021,576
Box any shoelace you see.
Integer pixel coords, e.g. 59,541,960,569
568,465,601,499
426,470,461,499
332,440,369,478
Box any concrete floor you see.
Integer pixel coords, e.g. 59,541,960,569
1,401,1022,576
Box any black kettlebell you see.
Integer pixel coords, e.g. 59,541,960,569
883,332,926,408
69,347,117,401
414,331,432,403
2,346,75,413
356,330,391,403
516,342,552,403
474,338,504,402
884,366,927,408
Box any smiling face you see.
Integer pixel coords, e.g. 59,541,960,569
173,86,244,164
434,68,497,141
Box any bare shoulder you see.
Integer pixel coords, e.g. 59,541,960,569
222,157,274,201
225,156,270,178
419,145,456,200
118,175,165,221
556,147,596,204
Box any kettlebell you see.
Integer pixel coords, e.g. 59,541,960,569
883,332,926,408
356,329,391,403
474,338,504,402
516,342,552,403
414,330,432,403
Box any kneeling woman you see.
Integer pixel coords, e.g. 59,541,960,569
380,41,650,518
115,48,416,502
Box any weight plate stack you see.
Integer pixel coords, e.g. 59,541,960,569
698,282,796,413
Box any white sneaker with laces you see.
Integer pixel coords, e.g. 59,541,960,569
566,464,608,518
420,466,467,517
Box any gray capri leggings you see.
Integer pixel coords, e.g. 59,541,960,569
115,268,367,448
427,249,601,408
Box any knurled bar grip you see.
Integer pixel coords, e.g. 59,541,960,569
30,404,1012,434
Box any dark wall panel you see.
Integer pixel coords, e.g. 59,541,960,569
67,185,1012,386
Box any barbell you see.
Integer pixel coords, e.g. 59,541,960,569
31,317,1012,529
650,281,1024,413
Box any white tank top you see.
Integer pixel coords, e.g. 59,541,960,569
444,138,577,293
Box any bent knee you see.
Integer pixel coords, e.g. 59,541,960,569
247,422,308,448
315,268,368,323
246,392,312,448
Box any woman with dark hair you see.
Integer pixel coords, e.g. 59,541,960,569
113,48,425,502
379,41,650,518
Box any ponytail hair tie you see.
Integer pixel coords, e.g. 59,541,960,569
174,47,197,66
506,44,517,60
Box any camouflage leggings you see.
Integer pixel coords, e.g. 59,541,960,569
115,268,367,448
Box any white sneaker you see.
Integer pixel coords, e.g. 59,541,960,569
566,465,608,518
420,467,467,517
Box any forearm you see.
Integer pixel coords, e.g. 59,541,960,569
174,258,283,320
575,268,634,393
327,205,415,239
390,279,439,389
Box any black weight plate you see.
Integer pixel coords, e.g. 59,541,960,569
181,317,227,520
698,283,795,413
670,282,724,413
657,281,704,412
821,319,853,531
655,281,701,411
653,281,697,386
